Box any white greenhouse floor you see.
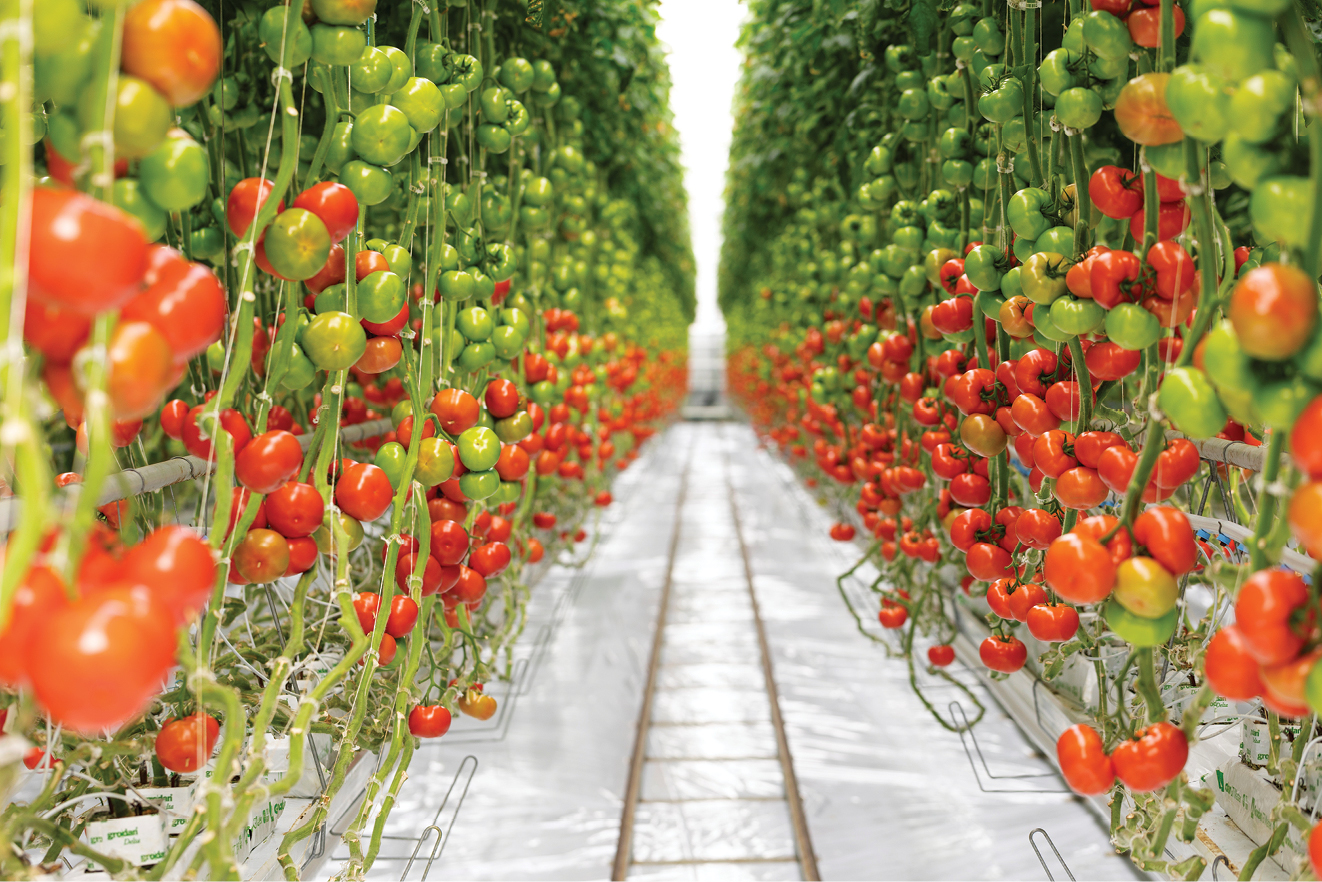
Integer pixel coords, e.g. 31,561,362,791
323,422,1146,882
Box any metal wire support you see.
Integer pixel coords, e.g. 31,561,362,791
1211,854,1230,880
949,702,1070,793
399,755,479,881
1029,828,1076,881
1290,736,1322,818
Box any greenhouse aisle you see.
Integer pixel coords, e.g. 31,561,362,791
334,422,1146,882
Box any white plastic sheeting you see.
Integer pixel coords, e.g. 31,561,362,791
325,423,1148,881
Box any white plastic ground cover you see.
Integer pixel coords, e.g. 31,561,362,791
725,423,1148,882
319,429,691,880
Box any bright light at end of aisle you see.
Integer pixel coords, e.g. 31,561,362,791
655,0,745,334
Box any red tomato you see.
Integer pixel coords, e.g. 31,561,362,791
1203,625,1265,700
183,405,252,459
265,481,325,539
235,430,304,494
155,713,221,773
979,635,1027,672
878,606,908,629
1088,165,1142,219
1235,569,1311,665
449,565,487,604
0,565,69,687
430,388,481,434
396,552,444,596
293,181,359,243
23,299,92,363
122,252,226,363
385,595,420,637
1132,507,1197,575
484,379,521,419
927,644,955,666
160,399,190,439
28,188,149,314
1027,603,1080,642
119,525,216,624
1111,723,1188,793
26,586,177,733
1127,4,1184,47
335,462,394,522
495,444,530,481
1057,724,1114,795
285,537,318,575
226,178,283,238
469,542,512,577
408,705,453,738
1044,534,1116,603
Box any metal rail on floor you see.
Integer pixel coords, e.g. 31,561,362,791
725,436,822,882
610,439,694,881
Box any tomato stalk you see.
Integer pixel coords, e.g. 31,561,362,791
1158,0,1176,73
1134,646,1167,724
1280,2,1322,278
1117,411,1164,527
1066,131,1092,255
1247,430,1285,571
1016,8,1045,189
1173,139,1219,369
1067,336,1092,433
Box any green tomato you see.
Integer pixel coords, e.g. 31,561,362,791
302,310,367,371
281,343,316,391
313,510,365,555
310,0,377,26
310,24,366,66
1055,87,1102,129
456,341,496,372
1050,297,1106,335
476,124,512,153
1250,176,1312,247
498,57,535,92
351,103,413,167
139,134,209,212
1294,326,1322,383
1191,9,1276,84
358,270,406,323
439,270,475,301
374,441,408,489
1165,65,1233,142
325,122,356,174
1038,49,1081,97
532,58,557,92
1007,187,1052,241
1034,226,1074,256
1222,132,1284,189
1104,600,1178,647
378,45,413,94
457,306,493,341
338,160,393,206
458,469,500,500
1258,376,1318,429
1230,71,1297,144
450,54,484,92
259,7,313,67
391,77,445,133
494,412,532,444
1159,366,1228,438
314,284,347,314
979,77,1023,124
529,380,556,405
349,46,393,93
265,208,332,281
1105,303,1161,350
457,426,501,471
82,75,171,159
1082,10,1132,61
491,326,524,360
972,17,1005,55
1305,656,1322,716
112,178,166,242
190,225,225,261
35,19,97,107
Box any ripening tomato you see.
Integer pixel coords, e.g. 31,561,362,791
1111,723,1188,793
234,528,290,584
122,0,222,106
104,320,175,420
1114,73,1183,147
155,712,221,773
1057,724,1114,795
458,687,498,720
408,704,452,738
293,181,359,243
26,586,177,733
1229,263,1318,362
